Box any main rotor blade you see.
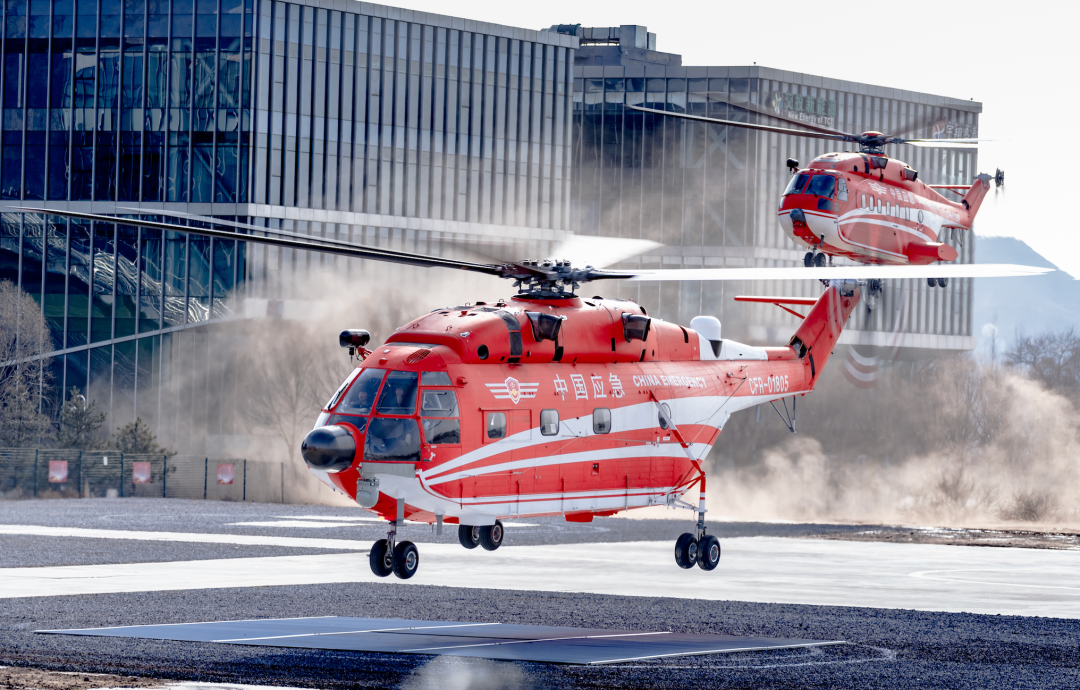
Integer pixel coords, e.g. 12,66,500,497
689,94,859,138
628,105,852,143
609,263,1053,282
6,207,505,277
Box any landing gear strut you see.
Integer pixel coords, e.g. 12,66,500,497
672,479,721,571
369,520,419,579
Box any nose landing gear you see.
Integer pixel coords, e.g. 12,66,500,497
369,520,419,580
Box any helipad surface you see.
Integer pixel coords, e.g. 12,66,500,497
41,616,840,665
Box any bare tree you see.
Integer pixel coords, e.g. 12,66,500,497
238,321,349,459
1005,328,1080,401
0,280,54,443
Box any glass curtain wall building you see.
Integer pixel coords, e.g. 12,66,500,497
0,0,574,451
569,28,981,353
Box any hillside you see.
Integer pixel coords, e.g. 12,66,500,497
974,235,1080,353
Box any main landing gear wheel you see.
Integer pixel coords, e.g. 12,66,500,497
812,252,827,268
458,524,481,549
674,533,698,569
697,534,721,571
392,541,419,579
369,538,393,577
479,521,505,551
803,252,814,267
939,277,948,287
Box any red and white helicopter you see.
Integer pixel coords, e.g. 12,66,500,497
631,105,1002,299
19,205,1049,581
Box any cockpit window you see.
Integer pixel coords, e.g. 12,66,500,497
325,368,361,410
421,390,460,444
784,173,811,196
334,368,385,415
421,390,459,417
806,175,836,198
377,371,419,415
364,418,422,462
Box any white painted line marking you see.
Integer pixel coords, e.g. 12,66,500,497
399,631,671,653
213,622,501,643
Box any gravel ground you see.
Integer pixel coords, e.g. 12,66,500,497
0,584,1077,690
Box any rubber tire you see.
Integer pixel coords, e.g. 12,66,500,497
813,252,827,268
392,541,419,579
458,524,481,549
928,277,937,288
479,521,504,551
938,277,948,287
674,533,698,569
369,539,393,577
697,535,721,571
803,252,814,268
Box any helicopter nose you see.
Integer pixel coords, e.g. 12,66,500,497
301,425,357,473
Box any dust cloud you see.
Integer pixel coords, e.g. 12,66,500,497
398,657,538,690
707,358,1080,530
153,253,506,506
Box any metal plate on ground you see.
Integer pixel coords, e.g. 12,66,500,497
40,617,842,665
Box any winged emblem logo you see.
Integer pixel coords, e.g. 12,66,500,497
485,377,539,404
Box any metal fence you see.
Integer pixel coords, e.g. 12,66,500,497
0,449,268,501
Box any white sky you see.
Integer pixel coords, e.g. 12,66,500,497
392,0,1078,277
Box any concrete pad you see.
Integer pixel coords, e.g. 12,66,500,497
1,536,1078,618
42,617,838,665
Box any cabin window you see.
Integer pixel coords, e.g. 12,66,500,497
364,418,422,463
918,210,924,224
885,201,891,216
421,389,460,444
376,371,419,415
593,408,612,434
876,198,882,214
486,412,507,440
658,403,673,430
837,177,848,201
540,409,559,436
335,368,385,415
861,193,866,209
784,172,811,195
806,175,836,198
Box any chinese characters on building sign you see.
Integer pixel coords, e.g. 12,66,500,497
771,91,837,128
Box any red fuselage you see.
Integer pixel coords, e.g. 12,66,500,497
777,152,988,266
308,289,859,527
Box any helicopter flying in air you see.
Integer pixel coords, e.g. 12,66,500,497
630,104,1002,294
16,206,1049,582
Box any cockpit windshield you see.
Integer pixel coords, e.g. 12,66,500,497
784,173,811,196
377,371,419,415
324,368,360,410
335,368,385,415
806,175,836,198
